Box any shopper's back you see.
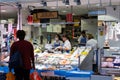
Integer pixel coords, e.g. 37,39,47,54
11,40,34,69
9,30,35,80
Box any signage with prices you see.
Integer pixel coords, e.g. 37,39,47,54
37,11,58,19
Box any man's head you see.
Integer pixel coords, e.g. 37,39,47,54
16,30,26,40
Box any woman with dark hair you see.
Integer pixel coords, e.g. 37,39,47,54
57,34,71,53
86,34,98,67
53,34,63,48
78,30,87,46
86,34,98,50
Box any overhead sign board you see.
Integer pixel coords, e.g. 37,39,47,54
88,10,106,16
37,11,58,19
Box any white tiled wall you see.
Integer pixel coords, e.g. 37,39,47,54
81,19,98,38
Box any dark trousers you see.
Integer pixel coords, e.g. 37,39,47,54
14,67,30,80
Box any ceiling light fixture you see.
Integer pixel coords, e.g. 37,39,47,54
72,13,76,15
87,0,90,8
76,0,81,5
62,0,65,3
65,0,69,6
62,10,67,13
51,7,56,9
95,3,100,7
41,1,47,6
100,0,102,6
28,5,35,11
1,10,6,12
74,0,81,5
109,0,112,6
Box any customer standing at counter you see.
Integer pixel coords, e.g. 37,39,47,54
53,34,63,48
78,30,87,46
86,33,98,69
57,34,71,53
9,30,35,80
86,34,98,50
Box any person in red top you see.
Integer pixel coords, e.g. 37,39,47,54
9,30,35,80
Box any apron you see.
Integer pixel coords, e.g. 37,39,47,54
79,37,86,46
54,42,60,48
62,43,70,53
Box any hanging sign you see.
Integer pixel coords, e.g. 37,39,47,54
66,13,73,22
27,15,33,24
37,11,58,19
33,13,37,20
74,19,80,27
33,13,40,23
98,27,104,36
98,20,103,27
33,20,40,23
42,24,47,28
8,19,14,24
0,20,7,24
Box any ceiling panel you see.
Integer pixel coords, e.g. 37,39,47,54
0,3,17,19
89,0,100,4
1,0,120,5
0,0,120,19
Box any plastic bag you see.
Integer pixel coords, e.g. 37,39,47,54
30,71,42,80
6,72,15,80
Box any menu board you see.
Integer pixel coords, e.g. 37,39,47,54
47,24,61,33
53,25,61,33
47,24,53,32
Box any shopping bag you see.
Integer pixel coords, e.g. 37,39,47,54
6,72,15,80
30,71,42,80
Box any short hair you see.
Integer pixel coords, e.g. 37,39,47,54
62,34,67,37
87,34,94,39
16,30,26,40
81,30,86,37
55,34,62,40
81,30,86,34
62,34,69,39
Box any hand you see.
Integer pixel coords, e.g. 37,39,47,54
58,46,63,50
55,46,62,50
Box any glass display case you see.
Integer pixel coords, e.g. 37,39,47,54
100,48,120,75
34,47,93,71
